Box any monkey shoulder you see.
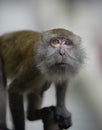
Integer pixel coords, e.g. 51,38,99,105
0,30,41,55
0,30,42,78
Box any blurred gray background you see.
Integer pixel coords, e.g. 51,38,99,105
0,0,102,130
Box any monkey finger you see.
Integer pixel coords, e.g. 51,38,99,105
58,116,72,129
55,111,72,129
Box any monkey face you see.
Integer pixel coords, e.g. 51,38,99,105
36,29,85,81
49,36,74,67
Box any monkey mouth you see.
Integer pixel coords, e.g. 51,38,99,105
55,62,67,67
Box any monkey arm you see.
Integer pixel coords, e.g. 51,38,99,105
0,86,6,130
27,81,51,121
56,82,67,107
0,57,6,130
55,82,72,129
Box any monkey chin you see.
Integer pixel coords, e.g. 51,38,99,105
44,64,74,83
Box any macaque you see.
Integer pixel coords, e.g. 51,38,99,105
0,57,6,130
0,28,85,130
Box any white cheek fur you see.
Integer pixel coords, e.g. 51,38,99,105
36,31,85,82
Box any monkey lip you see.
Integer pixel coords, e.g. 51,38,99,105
56,62,67,67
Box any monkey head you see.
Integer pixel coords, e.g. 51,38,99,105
36,28,85,82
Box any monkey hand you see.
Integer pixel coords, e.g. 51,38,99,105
41,106,62,130
27,106,55,121
55,107,72,129
41,106,56,120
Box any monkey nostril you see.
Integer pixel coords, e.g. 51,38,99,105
59,49,65,56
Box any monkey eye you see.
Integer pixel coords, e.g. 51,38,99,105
50,39,60,48
52,39,60,44
64,40,73,48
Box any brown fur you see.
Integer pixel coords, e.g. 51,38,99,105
0,31,41,77
0,29,84,130
0,29,84,93
0,31,45,93
47,28,73,35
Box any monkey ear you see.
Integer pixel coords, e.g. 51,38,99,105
76,35,82,44
71,34,82,45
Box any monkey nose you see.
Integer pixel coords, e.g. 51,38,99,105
59,48,65,56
